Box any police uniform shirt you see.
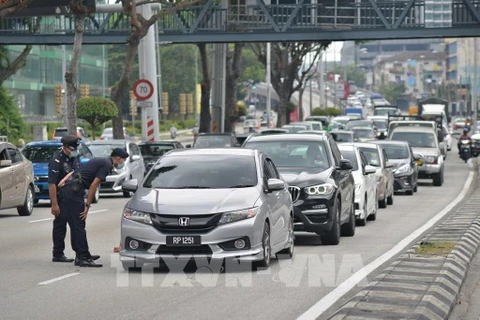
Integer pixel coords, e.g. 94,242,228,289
48,151,79,185
73,157,114,188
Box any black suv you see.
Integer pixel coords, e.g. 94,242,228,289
188,133,240,148
243,133,356,245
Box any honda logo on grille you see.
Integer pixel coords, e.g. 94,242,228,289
288,186,301,203
178,217,190,226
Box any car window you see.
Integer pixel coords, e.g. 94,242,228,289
0,149,8,161
380,144,410,159
263,160,274,182
244,140,330,169
265,159,280,179
129,143,140,156
23,145,61,163
78,145,93,159
87,144,124,157
353,128,373,138
391,132,437,148
358,147,380,167
360,151,368,168
331,132,353,143
194,135,232,148
140,144,174,158
339,149,359,171
7,148,23,164
54,129,68,137
329,137,342,167
144,155,258,189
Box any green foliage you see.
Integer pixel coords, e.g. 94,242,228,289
377,82,406,104
331,64,366,86
0,87,25,143
287,102,296,113
311,107,341,116
236,102,247,117
77,97,118,139
240,47,265,84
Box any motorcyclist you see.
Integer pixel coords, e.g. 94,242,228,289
170,124,177,139
324,121,332,132
458,127,471,154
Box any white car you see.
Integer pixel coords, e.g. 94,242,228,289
339,144,378,225
442,124,452,151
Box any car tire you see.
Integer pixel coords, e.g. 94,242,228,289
254,222,271,269
276,216,294,259
321,201,341,245
356,197,367,226
378,195,387,209
367,193,378,221
387,189,394,205
341,198,356,237
414,184,418,192
17,186,34,216
92,188,100,204
432,171,443,187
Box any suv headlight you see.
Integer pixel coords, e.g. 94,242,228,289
354,183,362,193
218,207,258,225
425,156,437,164
395,164,410,174
123,208,152,225
305,183,335,196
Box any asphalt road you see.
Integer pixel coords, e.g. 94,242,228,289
0,151,470,320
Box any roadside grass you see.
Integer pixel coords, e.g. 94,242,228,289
416,241,456,255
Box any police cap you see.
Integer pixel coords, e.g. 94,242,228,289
111,148,129,159
61,135,81,149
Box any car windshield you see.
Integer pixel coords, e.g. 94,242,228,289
103,128,113,134
456,119,465,124
88,144,125,157
140,144,174,159
357,147,381,167
345,121,371,130
353,129,372,138
374,120,387,129
308,123,322,130
22,145,61,162
244,120,257,127
379,144,410,159
331,132,353,142
54,129,68,137
282,125,307,133
334,118,350,125
244,140,330,169
391,132,437,148
143,155,257,189
194,135,232,148
339,150,359,171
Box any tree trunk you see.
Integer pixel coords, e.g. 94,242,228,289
224,43,244,133
0,45,32,85
65,13,85,135
198,43,211,133
298,87,305,121
89,121,96,140
111,35,141,139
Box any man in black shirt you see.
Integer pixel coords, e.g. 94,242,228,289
60,148,129,267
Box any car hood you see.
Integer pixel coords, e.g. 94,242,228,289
411,147,440,157
278,167,333,187
388,158,410,169
32,162,49,176
129,187,260,214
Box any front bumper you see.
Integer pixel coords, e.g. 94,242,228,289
33,181,50,200
418,163,441,177
119,215,266,266
100,172,129,193
292,194,335,234
393,173,415,191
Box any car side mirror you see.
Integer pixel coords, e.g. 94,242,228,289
80,158,89,165
0,159,12,167
385,161,394,169
122,179,138,192
131,155,140,162
412,153,423,161
338,159,353,170
186,144,192,148
364,165,377,174
267,178,285,192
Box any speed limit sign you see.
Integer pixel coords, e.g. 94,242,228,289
133,79,154,101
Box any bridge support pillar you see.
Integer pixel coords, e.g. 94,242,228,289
211,43,226,133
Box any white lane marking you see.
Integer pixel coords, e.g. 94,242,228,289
28,209,109,223
38,273,80,285
297,170,475,320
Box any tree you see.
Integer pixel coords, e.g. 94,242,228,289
298,72,316,121
65,0,93,136
110,0,202,139
0,0,34,18
378,82,406,104
332,64,366,87
197,43,211,133
0,87,25,143
225,43,244,132
77,97,118,140
251,42,329,127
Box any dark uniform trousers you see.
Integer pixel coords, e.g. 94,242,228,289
58,181,91,259
52,190,77,257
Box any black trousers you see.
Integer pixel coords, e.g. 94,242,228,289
52,192,77,257
58,184,91,259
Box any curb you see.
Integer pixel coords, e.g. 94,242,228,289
327,161,480,320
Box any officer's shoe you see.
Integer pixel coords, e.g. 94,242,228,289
74,255,100,266
52,255,74,263
78,258,103,268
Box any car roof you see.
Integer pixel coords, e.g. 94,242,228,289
343,142,380,149
391,126,436,133
338,144,356,151
54,127,68,130
138,140,178,145
87,139,127,145
245,133,327,142
197,133,233,136
331,130,354,134
164,148,256,157
369,140,409,146
25,140,88,147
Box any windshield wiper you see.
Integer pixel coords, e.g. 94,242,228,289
174,186,213,189
228,184,255,188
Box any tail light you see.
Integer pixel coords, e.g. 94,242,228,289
100,136,104,140
52,133,55,139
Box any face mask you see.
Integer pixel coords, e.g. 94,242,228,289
70,151,79,158
116,162,125,170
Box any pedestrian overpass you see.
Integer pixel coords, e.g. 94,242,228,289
1,0,480,44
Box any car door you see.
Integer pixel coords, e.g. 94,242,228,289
360,151,376,214
0,148,17,209
128,143,144,180
7,147,26,206
329,137,353,222
262,158,284,247
380,147,394,196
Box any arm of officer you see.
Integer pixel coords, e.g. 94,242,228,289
48,160,61,216
85,177,101,208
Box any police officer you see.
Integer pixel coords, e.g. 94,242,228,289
60,147,129,267
49,135,82,263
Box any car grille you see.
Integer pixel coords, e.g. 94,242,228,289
156,245,212,255
288,186,301,203
101,182,115,189
151,213,223,234
36,176,48,183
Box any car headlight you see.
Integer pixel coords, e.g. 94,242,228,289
304,183,335,196
425,156,437,164
123,208,152,225
218,207,258,225
395,164,410,174
354,183,362,193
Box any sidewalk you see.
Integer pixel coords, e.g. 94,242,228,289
327,161,480,320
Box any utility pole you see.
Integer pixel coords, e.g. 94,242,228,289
60,15,67,126
266,42,271,126
473,37,478,134
318,49,324,108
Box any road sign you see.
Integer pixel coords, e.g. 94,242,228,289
137,101,153,107
133,79,154,101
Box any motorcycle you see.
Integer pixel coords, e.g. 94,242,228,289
459,139,472,163
170,131,176,139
